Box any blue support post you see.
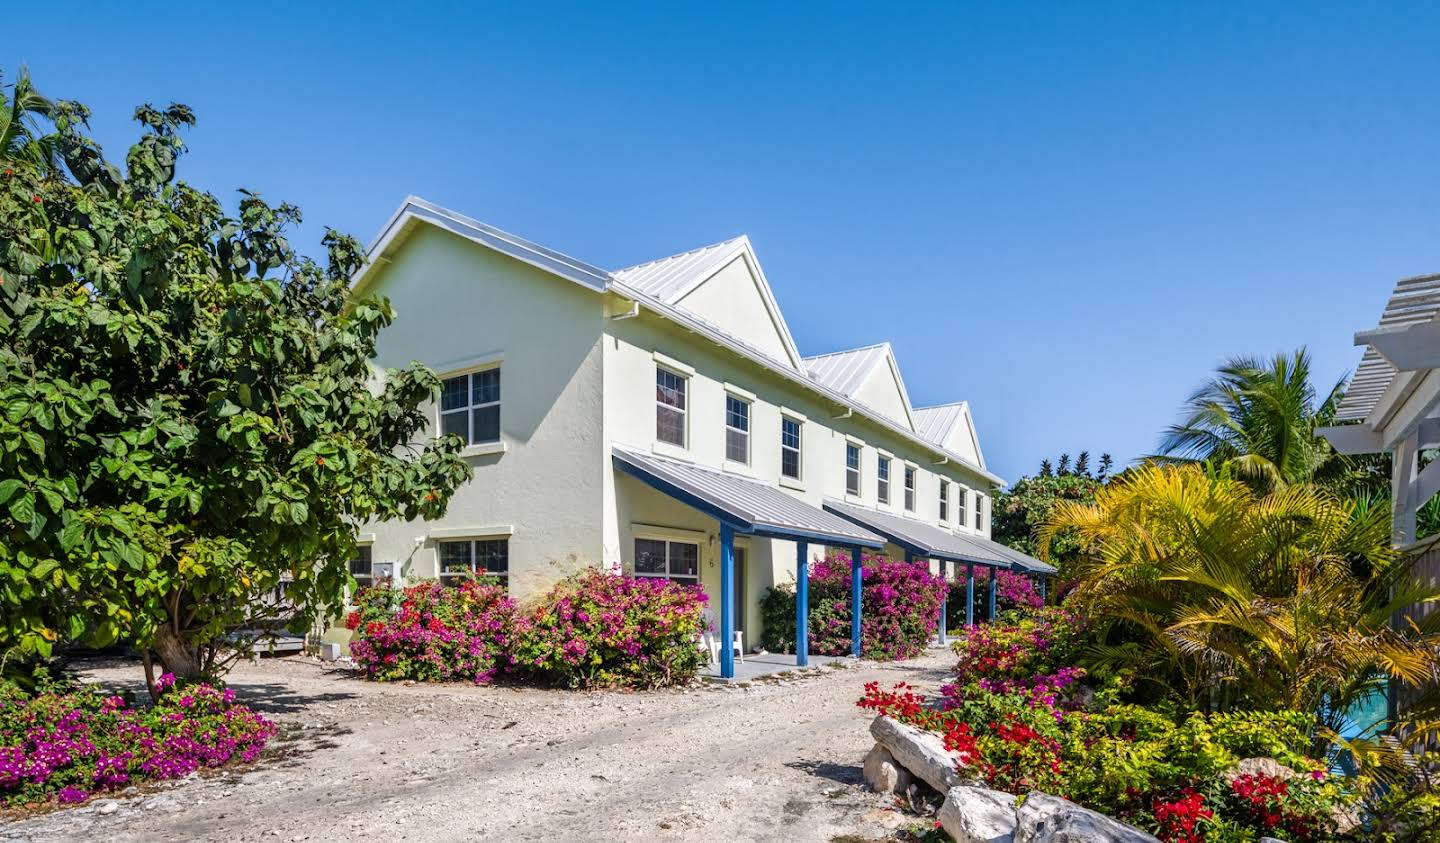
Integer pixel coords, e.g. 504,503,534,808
1037,575,1047,601
795,541,809,667
987,566,998,621
720,524,736,679
850,546,863,658
937,560,948,646
965,564,975,628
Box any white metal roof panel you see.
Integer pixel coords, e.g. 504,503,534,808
612,237,746,303
613,447,885,547
913,403,968,446
823,500,1007,567
1338,273,1440,422
803,344,889,397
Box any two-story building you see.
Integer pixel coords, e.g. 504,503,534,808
348,197,1052,677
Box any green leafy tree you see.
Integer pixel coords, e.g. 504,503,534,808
993,455,1107,571
0,76,468,691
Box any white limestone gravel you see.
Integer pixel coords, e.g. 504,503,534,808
0,651,955,842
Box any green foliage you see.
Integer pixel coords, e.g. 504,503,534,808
1041,463,1440,728
994,470,1105,569
0,72,468,682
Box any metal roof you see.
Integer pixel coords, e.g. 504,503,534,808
969,536,1057,574
822,499,1009,567
803,344,891,397
613,447,886,548
612,237,747,303
1337,273,1440,422
913,403,969,447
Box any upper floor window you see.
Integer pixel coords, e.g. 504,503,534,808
877,456,891,505
845,443,861,496
634,537,699,584
904,465,916,512
939,481,949,522
975,493,985,530
441,368,500,445
958,486,968,526
725,395,750,463
349,545,374,590
781,416,802,480
438,538,509,588
656,367,688,447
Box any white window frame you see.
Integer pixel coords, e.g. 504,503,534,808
655,365,689,448
438,365,502,448
845,442,862,497
958,486,969,528
437,537,510,588
780,415,803,482
939,481,950,524
877,456,891,505
632,530,702,584
974,492,985,531
904,465,917,512
725,394,751,465
348,544,375,595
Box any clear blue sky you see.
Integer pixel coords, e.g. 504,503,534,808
11,2,1440,483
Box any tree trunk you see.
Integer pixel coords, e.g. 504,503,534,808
151,626,204,684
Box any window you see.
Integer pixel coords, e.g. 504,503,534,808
781,416,802,480
877,456,891,505
440,368,501,446
348,545,374,589
845,443,861,496
975,493,985,531
656,367,687,447
725,395,750,463
438,539,509,587
904,466,916,512
958,487,968,527
634,538,700,584
939,481,949,522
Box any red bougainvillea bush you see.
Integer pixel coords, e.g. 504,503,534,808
347,579,521,684
348,569,708,689
761,552,946,661
858,610,1362,841
0,674,275,807
512,568,708,689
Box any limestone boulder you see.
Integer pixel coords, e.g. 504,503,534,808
938,784,1017,843
862,743,914,794
868,715,970,793
1014,792,1159,843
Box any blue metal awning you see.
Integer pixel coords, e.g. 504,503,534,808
823,499,1011,567
612,447,886,548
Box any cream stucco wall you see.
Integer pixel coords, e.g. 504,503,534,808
671,254,794,366
356,224,607,600
850,362,913,431
600,303,995,641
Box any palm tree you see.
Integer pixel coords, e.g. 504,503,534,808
0,66,58,171
1038,463,1440,728
1151,349,1349,491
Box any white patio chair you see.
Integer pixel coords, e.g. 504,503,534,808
709,631,745,664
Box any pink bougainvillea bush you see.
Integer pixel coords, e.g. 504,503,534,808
946,567,1043,626
0,674,275,807
760,552,945,661
347,579,521,684
513,568,708,689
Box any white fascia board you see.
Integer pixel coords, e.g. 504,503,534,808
613,279,1005,487
350,196,613,296
1380,370,1440,451
1316,425,1382,455
1356,319,1440,372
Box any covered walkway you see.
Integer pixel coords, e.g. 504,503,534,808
613,446,886,680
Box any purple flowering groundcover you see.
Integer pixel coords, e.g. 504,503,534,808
0,673,276,808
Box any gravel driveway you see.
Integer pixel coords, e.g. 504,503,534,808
1,651,954,842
